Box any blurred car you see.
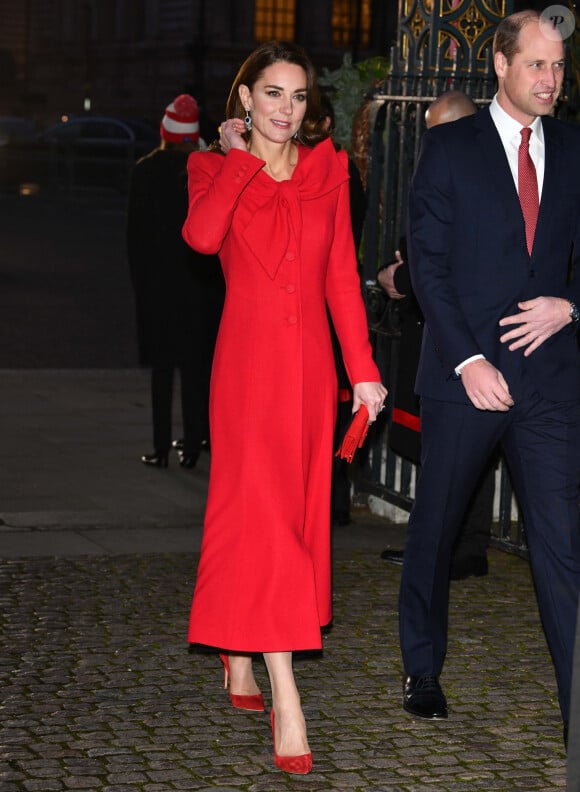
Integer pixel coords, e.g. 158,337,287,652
0,115,159,194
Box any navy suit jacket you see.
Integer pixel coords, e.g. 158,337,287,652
408,106,580,405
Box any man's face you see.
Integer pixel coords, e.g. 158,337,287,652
494,20,565,126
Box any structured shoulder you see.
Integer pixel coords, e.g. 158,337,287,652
187,150,224,175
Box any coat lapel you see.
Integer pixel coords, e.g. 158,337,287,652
535,116,564,245
474,108,522,221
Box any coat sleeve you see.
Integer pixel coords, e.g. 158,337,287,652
407,130,480,376
182,149,264,254
325,163,381,386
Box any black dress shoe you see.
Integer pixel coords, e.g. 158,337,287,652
172,438,184,452
380,549,404,565
141,452,168,468
178,452,199,469
450,555,488,580
403,675,448,719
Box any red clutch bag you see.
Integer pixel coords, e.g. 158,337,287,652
335,404,370,463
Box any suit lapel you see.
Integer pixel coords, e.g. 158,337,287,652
535,116,563,241
474,108,522,223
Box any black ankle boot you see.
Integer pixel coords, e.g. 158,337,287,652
141,452,168,468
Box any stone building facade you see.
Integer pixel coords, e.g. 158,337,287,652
0,0,397,130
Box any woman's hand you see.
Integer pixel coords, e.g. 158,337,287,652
219,118,248,154
352,381,388,423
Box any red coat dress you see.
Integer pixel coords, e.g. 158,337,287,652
183,137,380,652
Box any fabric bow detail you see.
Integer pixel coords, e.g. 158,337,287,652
243,138,350,279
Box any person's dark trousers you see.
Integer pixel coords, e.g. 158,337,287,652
567,595,580,788
452,459,495,564
151,364,174,455
151,362,207,458
399,393,580,723
178,361,206,458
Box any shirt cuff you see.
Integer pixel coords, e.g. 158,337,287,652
455,354,485,376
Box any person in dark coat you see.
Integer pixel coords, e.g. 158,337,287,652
127,94,224,469
378,91,495,580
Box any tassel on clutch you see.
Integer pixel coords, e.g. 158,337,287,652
335,404,370,464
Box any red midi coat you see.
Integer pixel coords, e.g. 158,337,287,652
183,138,380,652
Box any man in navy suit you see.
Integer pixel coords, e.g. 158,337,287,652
399,10,580,744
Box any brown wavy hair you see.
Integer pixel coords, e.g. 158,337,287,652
210,40,328,152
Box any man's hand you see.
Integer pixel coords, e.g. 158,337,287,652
460,358,514,411
499,297,571,357
377,250,406,299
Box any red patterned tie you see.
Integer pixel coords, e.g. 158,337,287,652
518,127,539,255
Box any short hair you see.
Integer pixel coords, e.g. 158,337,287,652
493,10,540,63
223,40,327,148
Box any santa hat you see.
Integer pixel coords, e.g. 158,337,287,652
160,94,200,143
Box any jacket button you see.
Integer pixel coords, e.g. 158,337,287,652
285,251,295,261
286,283,296,293
288,315,298,325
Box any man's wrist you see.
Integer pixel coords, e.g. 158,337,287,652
455,354,486,376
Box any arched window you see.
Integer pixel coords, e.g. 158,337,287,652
254,0,296,42
332,0,371,49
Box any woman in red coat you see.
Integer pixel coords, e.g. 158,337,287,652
182,41,387,774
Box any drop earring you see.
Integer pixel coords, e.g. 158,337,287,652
244,109,252,132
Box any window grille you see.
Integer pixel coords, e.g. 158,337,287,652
254,0,296,42
331,0,371,48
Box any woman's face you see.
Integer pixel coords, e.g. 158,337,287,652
240,61,308,145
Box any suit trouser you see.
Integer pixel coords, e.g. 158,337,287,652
399,392,580,721
452,458,495,561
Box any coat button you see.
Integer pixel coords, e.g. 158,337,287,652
285,251,295,261
286,283,296,293
288,315,298,325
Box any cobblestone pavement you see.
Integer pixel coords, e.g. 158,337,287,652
1,541,567,791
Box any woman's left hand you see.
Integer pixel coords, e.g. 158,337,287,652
352,381,388,423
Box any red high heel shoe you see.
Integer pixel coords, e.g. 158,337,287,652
219,653,265,712
270,710,313,775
